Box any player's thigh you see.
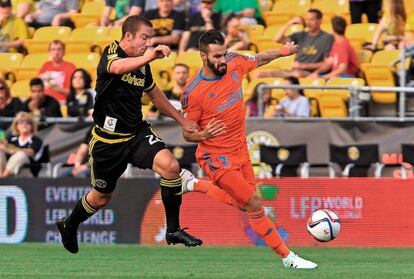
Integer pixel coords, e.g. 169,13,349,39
89,137,129,193
216,169,255,206
129,129,174,175
240,158,256,191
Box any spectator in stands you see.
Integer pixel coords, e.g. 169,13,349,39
274,9,334,78
178,0,221,53
147,63,189,119
274,76,310,117
24,0,79,28
12,0,34,19
349,0,381,24
38,40,76,103
309,16,358,80
66,69,94,118
0,111,43,177
100,0,145,27
0,78,23,130
23,78,62,127
143,0,186,50
366,0,407,51
224,13,250,51
245,82,274,117
59,127,91,178
0,0,29,53
214,0,262,25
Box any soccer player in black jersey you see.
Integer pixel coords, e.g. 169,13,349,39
56,15,202,253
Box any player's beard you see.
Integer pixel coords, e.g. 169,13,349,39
207,59,227,76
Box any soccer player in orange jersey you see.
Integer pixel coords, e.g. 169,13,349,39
180,29,317,269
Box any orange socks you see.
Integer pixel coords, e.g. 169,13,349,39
248,208,290,258
194,179,239,208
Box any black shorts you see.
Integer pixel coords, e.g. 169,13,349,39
89,124,167,193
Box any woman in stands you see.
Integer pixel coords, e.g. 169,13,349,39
245,82,274,117
274,76,310,117
0,78,23,130
366,0,407,50
66,68,95,118
0,111,43,177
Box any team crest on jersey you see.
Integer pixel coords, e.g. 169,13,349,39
208,91,216,98
140,66,146,75
94,179,107,189
231,71,239,83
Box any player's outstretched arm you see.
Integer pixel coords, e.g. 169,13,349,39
255,41,298,67
146,85,199,133
109,45,171,75
183,118,226,143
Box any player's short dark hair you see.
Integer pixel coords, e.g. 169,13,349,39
199,29,225,53
307,9,323,20
122,15,153,39
174,63,189,72
331,16,347,35
29,77,44,88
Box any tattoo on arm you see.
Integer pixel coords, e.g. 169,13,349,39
256,50,281,67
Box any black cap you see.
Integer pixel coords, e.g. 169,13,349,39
0,0,11,8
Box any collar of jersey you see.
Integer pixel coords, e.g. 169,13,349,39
198,71,223,81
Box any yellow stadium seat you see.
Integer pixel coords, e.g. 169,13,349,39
318,95,348,117
369,50,410,69
321,23,333,33
175,51,202,76
64,52,100,81
10,79,31,100
263,0,310,26
311,0,349,22
150,52,177,91
325,78,365,101
300,78,325,117
65,27,110,54
361,65,397,104
356,49,373,64
95,27,122,51
404,0,414,13
244,24,264,46
244,78,285,102
70,0,106,27
24,26,72,53
15,53,50,81
299,77,324,99
0,53,23,81
254,24,302,52
345,23,378,50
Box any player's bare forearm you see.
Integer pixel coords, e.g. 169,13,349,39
183,130,208,142
256,41,298,67
110,56,153,75
183,118,225,142
256,50,283,67
146,86,183,122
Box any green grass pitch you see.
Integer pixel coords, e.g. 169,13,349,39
1,244,414,279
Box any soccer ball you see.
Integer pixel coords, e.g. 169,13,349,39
307,209,341,242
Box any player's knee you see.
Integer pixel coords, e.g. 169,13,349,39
159,157,180,178
243,194,262,212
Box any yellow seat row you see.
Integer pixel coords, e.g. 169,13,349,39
0,52,100,82
24,26,121,54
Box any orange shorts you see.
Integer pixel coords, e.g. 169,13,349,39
196,149,256,205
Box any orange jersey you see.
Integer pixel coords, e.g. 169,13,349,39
182,52,258,154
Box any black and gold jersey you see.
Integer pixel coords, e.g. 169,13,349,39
93,40,155,134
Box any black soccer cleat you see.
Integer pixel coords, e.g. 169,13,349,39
166,227,203,247
56,217,79,254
